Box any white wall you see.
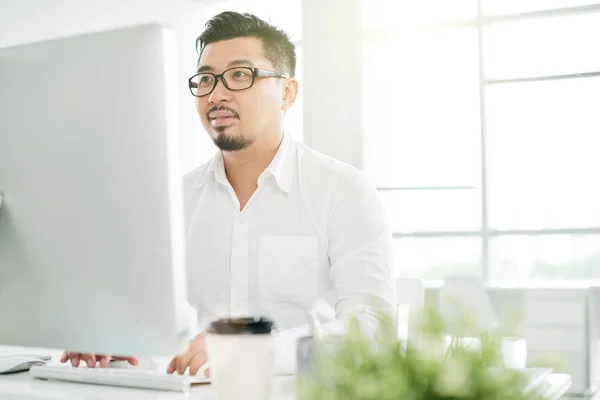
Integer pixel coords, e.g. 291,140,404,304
0,0,217,175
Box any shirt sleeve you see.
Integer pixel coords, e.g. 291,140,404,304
273,173,397,375
177,299,199,341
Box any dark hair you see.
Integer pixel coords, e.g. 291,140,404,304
195,11,296,77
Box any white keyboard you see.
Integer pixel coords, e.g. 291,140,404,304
29,364,210,392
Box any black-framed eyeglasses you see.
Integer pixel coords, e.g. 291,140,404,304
188,67,287,97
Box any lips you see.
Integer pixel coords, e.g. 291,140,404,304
209,111,236,119
210,115,236,127
208,109,239,128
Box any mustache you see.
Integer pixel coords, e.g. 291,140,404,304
207,105,240,119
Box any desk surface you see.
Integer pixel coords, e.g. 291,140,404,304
0,345,571,400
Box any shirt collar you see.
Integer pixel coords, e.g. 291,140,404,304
196,132,295,194
259,132,294,194
205,151,228,185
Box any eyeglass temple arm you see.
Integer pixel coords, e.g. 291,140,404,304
255,69,287,79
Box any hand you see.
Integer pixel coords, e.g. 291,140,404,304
167,333,210,377
60,352,138,368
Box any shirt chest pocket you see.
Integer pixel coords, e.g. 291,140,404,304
257,235,319,307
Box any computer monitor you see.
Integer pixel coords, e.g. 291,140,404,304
0,24,189,357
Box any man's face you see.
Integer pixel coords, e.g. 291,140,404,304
195,37,296,151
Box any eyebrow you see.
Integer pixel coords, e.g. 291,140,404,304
197,59,256,73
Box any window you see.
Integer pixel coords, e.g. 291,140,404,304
361,0,476,30
490,235,600,280
360,1,600,281
362,26,482,234
362,28,481,189
380,189,481,233
483,0,600,16
393,237,481,280
486,77,600,231
484,13,600,80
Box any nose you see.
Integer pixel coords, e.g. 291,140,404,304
208,76,231,104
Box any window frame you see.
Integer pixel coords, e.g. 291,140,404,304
359,2,600,281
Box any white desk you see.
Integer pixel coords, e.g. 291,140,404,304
0,345,571,400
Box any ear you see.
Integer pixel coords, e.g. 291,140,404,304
281,78,299,111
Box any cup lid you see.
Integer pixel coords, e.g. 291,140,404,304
207,317,276,335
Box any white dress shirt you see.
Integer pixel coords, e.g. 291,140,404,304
182,132,396,374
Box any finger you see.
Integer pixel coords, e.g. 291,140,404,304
188,352,208,376
177,334,207,375
176,353,191,375
111,356,139,365
177,349,201,375
83,353,96,368
98,355,111,368
166,356,178,374
70,354,80,367
60,352,68,363
204,367,211,378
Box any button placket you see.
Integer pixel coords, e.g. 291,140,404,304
229,214,249,317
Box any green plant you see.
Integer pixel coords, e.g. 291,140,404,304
298,307,546,400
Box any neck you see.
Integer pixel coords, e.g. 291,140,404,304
222,133,283,186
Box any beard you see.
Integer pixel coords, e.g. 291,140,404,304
212,129,253,151
206,104,251,151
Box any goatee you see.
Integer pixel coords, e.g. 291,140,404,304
213,131,252,151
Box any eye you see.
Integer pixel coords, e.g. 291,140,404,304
232,70,248,78
199,75,214,85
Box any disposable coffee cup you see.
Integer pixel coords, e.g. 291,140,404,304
501,336,527,369
205,317,277,400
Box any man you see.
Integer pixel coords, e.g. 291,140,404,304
62,11,396,375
